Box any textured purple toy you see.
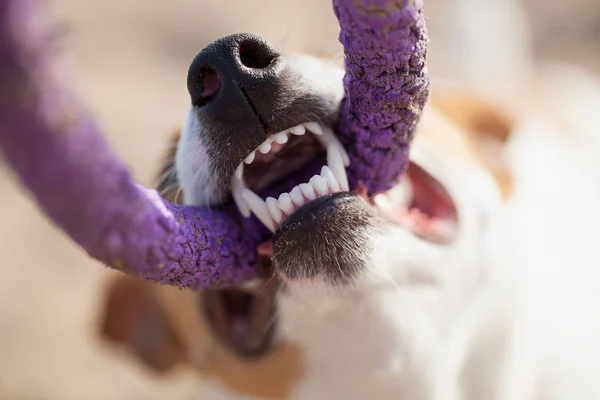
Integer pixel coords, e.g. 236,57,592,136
334,0,430,193
0,0,429,290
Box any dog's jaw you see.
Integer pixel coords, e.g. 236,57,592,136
276,141,503,400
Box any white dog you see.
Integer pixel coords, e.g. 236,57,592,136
99,2,600,399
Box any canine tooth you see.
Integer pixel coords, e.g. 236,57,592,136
320,126,350,166
239,279,262,294
231,175,251,217
388,178,413,207
321,166,340,192
304,121,323,136
274,132,289,144
299,183,316,201
327,144,349,191
241,189,275,232
235,163,244,179
278,193,295,215
259,141,272,154
244,151,256,164
266,197,283,224
309,175,329,196
290,125,306,136
373,193,393,212
290,186,305,207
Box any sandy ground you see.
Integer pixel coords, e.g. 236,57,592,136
0,1,597,399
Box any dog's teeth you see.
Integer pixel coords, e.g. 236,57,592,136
235,163,244,179
327,144,349,191
290,125,306,136
299,183,316,201
290,186,305,207
304,121,323,136
244,151,256,164
320,126,350,167
373,193,392,212
231,175,251,218
277,193,295,215
259,141,272,154
274,131,289,144
388,177,413,207
309,175,329,196
266,197,283,224
242,189,275,232
239,278,263,294
320,166,340,192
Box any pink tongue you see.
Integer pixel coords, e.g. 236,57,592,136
230,317,251,340
258,240,273,257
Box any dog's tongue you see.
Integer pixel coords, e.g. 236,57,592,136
257,240,274,278
258,241,273,257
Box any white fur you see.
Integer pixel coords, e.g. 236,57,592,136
175,106,224,206
277,142,504,400
281,53,345,110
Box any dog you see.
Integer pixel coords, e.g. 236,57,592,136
98,32,600,400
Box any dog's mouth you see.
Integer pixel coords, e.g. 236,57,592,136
229,119,456,242
231,121,350,232
203,256,279,358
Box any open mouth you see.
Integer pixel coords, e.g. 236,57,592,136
231,121,350,232
203,272,279,358
371,162,458,244
230,119,457,243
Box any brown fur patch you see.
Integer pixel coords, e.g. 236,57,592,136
429,91,516,198
100,275,185,373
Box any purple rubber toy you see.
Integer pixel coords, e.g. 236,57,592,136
0,0,429,289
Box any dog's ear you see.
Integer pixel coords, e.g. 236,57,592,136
431,91,516,198
99,275,185,373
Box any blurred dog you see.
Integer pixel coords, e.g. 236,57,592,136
98,2,600,399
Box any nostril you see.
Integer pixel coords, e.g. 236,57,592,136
188,66,221,107
238,38,278,69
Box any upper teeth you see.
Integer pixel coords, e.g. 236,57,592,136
231,122,350,232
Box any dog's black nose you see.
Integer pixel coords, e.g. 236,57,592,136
185,33,334,186
187,33,280,109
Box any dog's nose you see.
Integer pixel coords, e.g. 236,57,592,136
187,33,280,109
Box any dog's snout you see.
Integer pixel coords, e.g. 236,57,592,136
183,33,338,191
187,33,280,109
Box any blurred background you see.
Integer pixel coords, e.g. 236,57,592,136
0,0,598,399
